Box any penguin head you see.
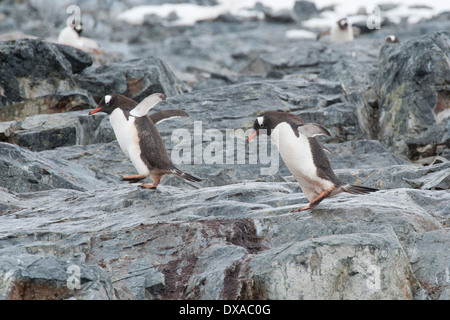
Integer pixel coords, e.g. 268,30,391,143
248,111,294,142
337,18,349,31
68,17,83,36
89,94,120,115
386,35,400,44
74,21,83,36
248,111,331,142
248,112,274,142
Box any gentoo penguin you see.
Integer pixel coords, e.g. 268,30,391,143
89,93,202,189
248,111,378,211
58,20,100,51
385,35,400,44
317,18,354,42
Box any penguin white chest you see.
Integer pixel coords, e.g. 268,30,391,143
270,123,317,178
331,25,353,41
109,109,150,176
109,109,137,157
57,26,82,47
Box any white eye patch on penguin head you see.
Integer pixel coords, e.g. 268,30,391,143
257,116,264,128
104,95,112,106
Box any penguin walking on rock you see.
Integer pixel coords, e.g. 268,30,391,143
248,111,378,211
317,18,354,42
89,93,202,189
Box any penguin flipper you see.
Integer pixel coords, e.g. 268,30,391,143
298,123,331,138
130,93,166,117
150,109,189,125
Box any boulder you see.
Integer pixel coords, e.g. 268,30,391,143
0,254,115,300
0,39,93,105
75,57,189,102
0,142,115,192
292,1,320,22
335,162,450,191
0,90,96,122
258,39,380,81
374,31,450,160
0,121,17,141
245,232,420,299
3,110,114,151
406,230,450,300
0,39,95,122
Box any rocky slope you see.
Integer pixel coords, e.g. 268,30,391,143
0,1,449,300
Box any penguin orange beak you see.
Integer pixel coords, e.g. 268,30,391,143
247,130,258,142
89,107,102,115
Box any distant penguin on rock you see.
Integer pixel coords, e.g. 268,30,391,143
89,93,202,189
58,20,100,51
248,111,378,211
317,18,354,42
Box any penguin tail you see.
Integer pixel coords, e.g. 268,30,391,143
173,169,203,182
341,184,379,195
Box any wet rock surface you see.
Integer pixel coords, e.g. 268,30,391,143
0,0,449,300
374,31,450,160
0,39,93,106
75,57,189,102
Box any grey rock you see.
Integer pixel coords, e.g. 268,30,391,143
4,110,114,151
0,90,96,122
33,137,408,190
0,39,96,125
75,57,189,102
327,140,408,170
0,77,370,155
53,43,95,74
0,178,447,299
0,254,115,300
0,121,17,140
293,1,320,22
374,31,450,159
185,244,248,299
261,9,297,24
259,39,380,80
245,232,421,299
0,1,449,301
0,141,114,193
318,57,372,89
336,162,450,191
0,39,93,105
113,258,166,300
406,230,450,300
39,141,135,179
0,129,447,300
162,78,371,143
403,189,450,227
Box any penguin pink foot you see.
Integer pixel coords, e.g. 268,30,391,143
140,177,161,190
292,188,335,212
